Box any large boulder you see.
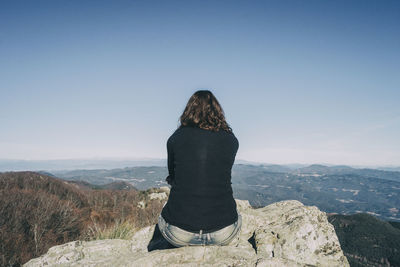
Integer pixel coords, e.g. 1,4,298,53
25,200,349,266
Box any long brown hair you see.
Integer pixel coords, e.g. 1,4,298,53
179,90,232,132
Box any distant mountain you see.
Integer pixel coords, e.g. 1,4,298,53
377,166,400,172
51,164,400,222
36,170,58,177
296,164,355,175
53,166,169,190
3,159,399,182
66,180,137,191
97,181,137,190
232,164,400,222
0,158,166,171
260,164,293,173
328,213,400,267
294,164,400,182
296,164,333,174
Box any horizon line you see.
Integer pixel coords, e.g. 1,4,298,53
0,157,399,169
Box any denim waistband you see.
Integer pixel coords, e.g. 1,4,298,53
163,215,240,235
184,226,226,234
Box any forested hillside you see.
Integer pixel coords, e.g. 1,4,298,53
328,213,400,267
0,172,165,266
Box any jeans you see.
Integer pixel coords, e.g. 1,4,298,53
157,213,242,247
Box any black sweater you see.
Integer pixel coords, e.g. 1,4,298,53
161,126,239,231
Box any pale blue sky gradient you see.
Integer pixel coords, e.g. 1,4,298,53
1,0,399,165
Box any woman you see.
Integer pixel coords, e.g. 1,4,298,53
158,90,241,247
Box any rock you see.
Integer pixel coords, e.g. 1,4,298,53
25,199,349,267
158,186,170,194
148,192,168,201
137,200,146,209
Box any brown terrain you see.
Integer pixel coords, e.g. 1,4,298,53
0,171,164,266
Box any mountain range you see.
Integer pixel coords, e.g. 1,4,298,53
42,163,400,222
1,170,399,266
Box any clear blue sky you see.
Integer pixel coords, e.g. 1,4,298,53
1,0,399,166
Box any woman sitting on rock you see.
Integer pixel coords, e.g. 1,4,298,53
156,90,241,248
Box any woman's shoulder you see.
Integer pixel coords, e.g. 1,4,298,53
170,126,238,140
180,126,237,136
224,130,239,147
167,126,187,144
168,126,238,151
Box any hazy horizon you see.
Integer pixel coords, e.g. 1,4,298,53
0,157,399,170
1,1,399,166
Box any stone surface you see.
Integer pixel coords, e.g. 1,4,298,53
25,199,349,266
148,192,168,200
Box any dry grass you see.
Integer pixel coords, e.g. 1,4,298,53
85,219,138,240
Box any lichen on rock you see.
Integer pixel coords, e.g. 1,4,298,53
25,199,349,266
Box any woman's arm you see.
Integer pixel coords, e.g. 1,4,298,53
166,138,175,185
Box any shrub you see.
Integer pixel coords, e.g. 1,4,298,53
85,219,137,240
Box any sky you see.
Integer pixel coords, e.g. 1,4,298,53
1,0,399,166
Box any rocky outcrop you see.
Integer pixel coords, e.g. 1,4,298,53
25,199,349,266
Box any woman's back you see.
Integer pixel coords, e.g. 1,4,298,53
161,126,239,232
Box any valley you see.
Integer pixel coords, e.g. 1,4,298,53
52,164,400,222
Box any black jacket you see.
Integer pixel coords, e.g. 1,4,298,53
161,126,239,231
